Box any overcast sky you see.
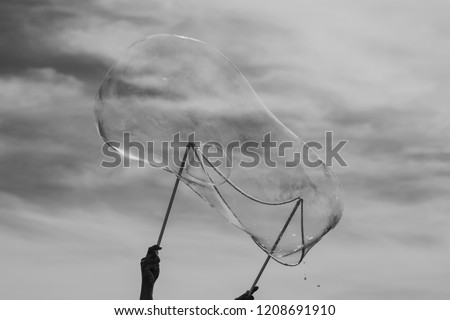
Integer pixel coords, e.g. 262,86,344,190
1,0,450,299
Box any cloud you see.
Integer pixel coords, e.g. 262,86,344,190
0,0,109,90
1,0,450,299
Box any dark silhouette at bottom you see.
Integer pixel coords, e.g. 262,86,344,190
140,245,258,300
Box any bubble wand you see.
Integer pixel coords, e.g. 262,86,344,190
247,198,304,296
156,142,194,246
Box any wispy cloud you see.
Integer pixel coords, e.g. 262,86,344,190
1,0,449,299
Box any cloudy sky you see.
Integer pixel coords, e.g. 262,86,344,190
1,0,450,299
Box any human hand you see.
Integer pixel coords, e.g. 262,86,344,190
235,286,259,300
140,245,161,285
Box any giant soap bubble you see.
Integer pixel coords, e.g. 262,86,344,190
95,34,343,265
